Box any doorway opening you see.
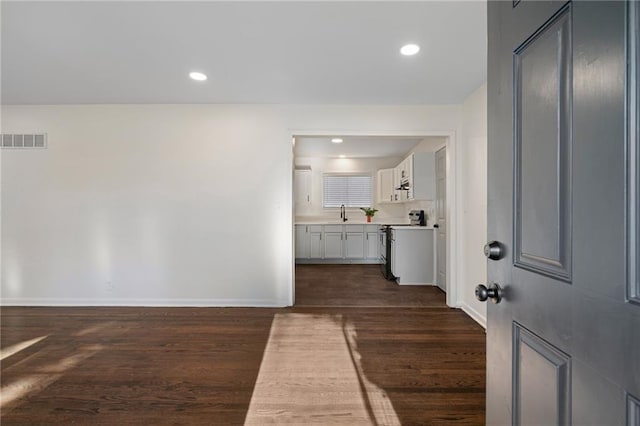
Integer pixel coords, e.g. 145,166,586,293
290,132,457,308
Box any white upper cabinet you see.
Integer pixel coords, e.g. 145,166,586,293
398,155,412,183
409,152,436,201
393,167,401,202
377,152,436,203
377,168,395,203
294,169,311,209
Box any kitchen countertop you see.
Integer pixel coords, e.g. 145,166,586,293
295,221,398,225
390,225,435,230
295,221,434,230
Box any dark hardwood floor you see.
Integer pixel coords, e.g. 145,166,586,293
1,266,486,425
295,264,447,307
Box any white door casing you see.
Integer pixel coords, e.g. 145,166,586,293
435,146,447,293
290,130,458,308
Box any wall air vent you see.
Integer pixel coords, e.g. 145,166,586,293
0,133,47,149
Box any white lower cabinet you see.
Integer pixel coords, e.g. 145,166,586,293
390,228,435,285
345,225,365,259
296,225,324,260
365,226,379,260
295,224,380,264
323,233,343,258
323,225,344,258
309,228,323,258
295,225,309,259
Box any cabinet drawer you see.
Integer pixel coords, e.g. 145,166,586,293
344,225,364,232
324,225,343,233
364,225,379,232
309,225,322,233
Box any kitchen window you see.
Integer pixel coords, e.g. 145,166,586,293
322,174,372,208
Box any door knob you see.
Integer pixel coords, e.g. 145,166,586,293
475,283,503,304
484,241,503,260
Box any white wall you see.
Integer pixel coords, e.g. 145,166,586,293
456,83,488,327
1,104,461,306
412,136,447,153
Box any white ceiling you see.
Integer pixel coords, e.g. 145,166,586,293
1,1,487,105
294,136,425,158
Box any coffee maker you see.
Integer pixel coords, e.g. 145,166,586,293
408,210,426,226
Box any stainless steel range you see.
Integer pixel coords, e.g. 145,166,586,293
379,225,391,279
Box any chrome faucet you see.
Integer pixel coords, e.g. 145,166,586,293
340,204,348,222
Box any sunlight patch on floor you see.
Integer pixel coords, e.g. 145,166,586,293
0,335,48,361
0,344,104,410
73,321,118,336
342,321,400,426
244,313,400,425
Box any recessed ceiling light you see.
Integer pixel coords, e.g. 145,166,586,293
331,138,343,144
339,155,346,158
400,44,420,56
189,71,207,81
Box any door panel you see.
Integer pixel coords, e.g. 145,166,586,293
629,394,640,425
487,1,639,425
514,7,572,280
513,323,570,425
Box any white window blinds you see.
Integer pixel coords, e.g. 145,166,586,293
323,174,372,208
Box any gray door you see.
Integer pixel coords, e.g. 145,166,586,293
486,1,640,424
435,146,447,292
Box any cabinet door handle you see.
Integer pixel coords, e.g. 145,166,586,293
307,195,309,202
306,226,308,233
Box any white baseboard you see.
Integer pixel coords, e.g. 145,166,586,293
397,282,435,286
458,301,487,329
295,259,382,265
0,298,291,308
